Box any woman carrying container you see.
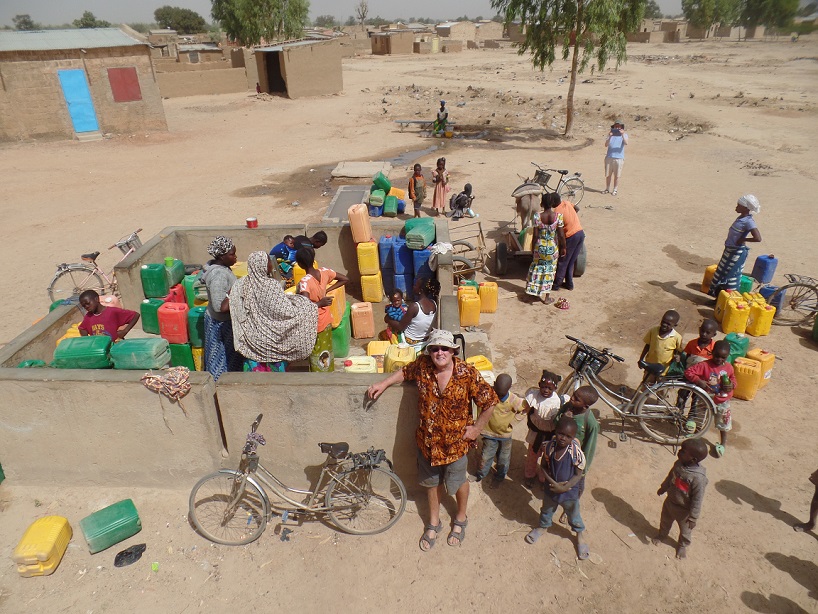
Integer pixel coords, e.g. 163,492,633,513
708,195,763,298
201,236,243,380
385,277,439,350
230,251,318,372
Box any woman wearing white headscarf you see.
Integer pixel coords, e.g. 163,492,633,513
708,195,762,298
230,251,318,372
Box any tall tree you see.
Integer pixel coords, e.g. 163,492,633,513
12,14,38,30
645,0,664,18
211,0,308,45
73,11,112,28
314,14,337,27
154,6,207,34
682,0,738,29
740,0,797,29
492,0,645,137
355,1,369,29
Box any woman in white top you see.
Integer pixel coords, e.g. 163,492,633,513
384,277,439,348
523,370,569,488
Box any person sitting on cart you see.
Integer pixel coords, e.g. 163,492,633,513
449,184,477,221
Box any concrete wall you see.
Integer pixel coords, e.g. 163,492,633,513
155,68,249,98
475,22,504,41
442,40,464,53
0,369,223,487
0,46,167,141
0,304,82,367
280,40,343,99
436,23,476,42
153,58,232,72
178,50,225,64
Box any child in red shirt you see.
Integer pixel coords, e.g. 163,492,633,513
78,290,139,341
684,319,718,367
684,340,735,458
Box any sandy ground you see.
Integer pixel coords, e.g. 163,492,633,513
1,40,817,613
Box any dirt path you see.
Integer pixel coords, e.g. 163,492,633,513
1,40,817,613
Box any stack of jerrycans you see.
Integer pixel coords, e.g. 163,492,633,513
13,516,72,577
188,306,207,371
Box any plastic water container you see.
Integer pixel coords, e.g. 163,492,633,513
742,292,766,306
55,323,81,347
393,237,413,275
141,264,170,298
52,336,112,369
413,248,433,278
397,199,406,214
327,286,346,328
292,259,318,287
479,282,499,313
351,302,375,339
733,357,762,401
164,258,185,287
466,355,493,371
98,295,123,309
751,254,778,284
520,227,534,251
372,171,392,193
170,343,196,370
13,516,72,577
343,356,377,373
739,275,754,293
700,264,718,294
192,346,204,371
140,298,164,335
368,203,384,217
158,302,189,344
388,186,406,200
459,293,481,327
382,266,395,296
361,271,384,303
232,261,248,278
393,273,413,298
331,301,351,358
384,344,417,372
759,285,785,312
79,499,141,554
369,189,386,207
457,284,478,300
745,303,775,336
715,290,742,322
357,241,380,275
367,340,391,372
349,204,373,243
722,300,750,334
182,274,199,308
746,348,774,389
165,283,186,304
382,195,398,218
725,332,749,364
188,306,207,347
378,235,394,268
110,338,170,370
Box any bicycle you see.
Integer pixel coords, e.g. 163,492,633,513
768,273,818,327
47,229,143,303
188,413,407,545
517,162,585,206
557,335,717,446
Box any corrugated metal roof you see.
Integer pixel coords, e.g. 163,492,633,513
178,44,222,52
0,28,145,52
255,39,332,53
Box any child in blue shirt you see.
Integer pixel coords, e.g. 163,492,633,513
270,235,296,277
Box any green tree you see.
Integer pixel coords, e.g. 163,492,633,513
12,14,39,30
492,0,645,136
365,16,389,26
682,0,739,29
345,15,357,26
314,14,337,27
154,6,208,34
73,11,112,28
211,0,308,45
739,0,796,28
645,0,664,18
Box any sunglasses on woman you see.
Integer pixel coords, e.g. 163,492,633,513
427,346,453,354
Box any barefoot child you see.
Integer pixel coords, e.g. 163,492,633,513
525,416,590,559
408,164,426,218
523,370,566,488
475,374,527,487
431,157,449,215
557,386,600,475
78,290,139,341
652,438,709,559
639,310,683,376
684,340,735,458
684,318,719,367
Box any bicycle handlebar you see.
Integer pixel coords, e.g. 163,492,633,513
251,414,263,432
565,335,625,362
109,228,143,251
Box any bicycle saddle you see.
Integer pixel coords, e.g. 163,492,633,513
319,442,349,459
557,169,569,175
639,360,667,376
81,251,100,262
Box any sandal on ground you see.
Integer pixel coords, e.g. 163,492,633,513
419,521,443,552
559,512,568,525
555,297,570,310
612,189,618,195
447,518,468,547
601,189,610,194
714,444,725,458
525,528,546,544
577,543,590,560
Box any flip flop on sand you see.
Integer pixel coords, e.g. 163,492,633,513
525,528,546,544
577,543,590,560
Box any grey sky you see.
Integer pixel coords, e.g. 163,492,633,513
2,0,683,28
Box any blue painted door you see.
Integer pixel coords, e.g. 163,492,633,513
57,69,99,133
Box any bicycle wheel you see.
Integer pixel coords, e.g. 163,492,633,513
559,177,585,206
325,467,407,535
189,470,269,546
557,372,581,396
452,255,475,281
635,382,714,445
48,265,104,303
770,283,818,326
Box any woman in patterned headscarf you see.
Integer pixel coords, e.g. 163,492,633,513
708,195,763,298
230,251,318,372
201,236,242,380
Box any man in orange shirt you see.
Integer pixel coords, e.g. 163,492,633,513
554,199,585,291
